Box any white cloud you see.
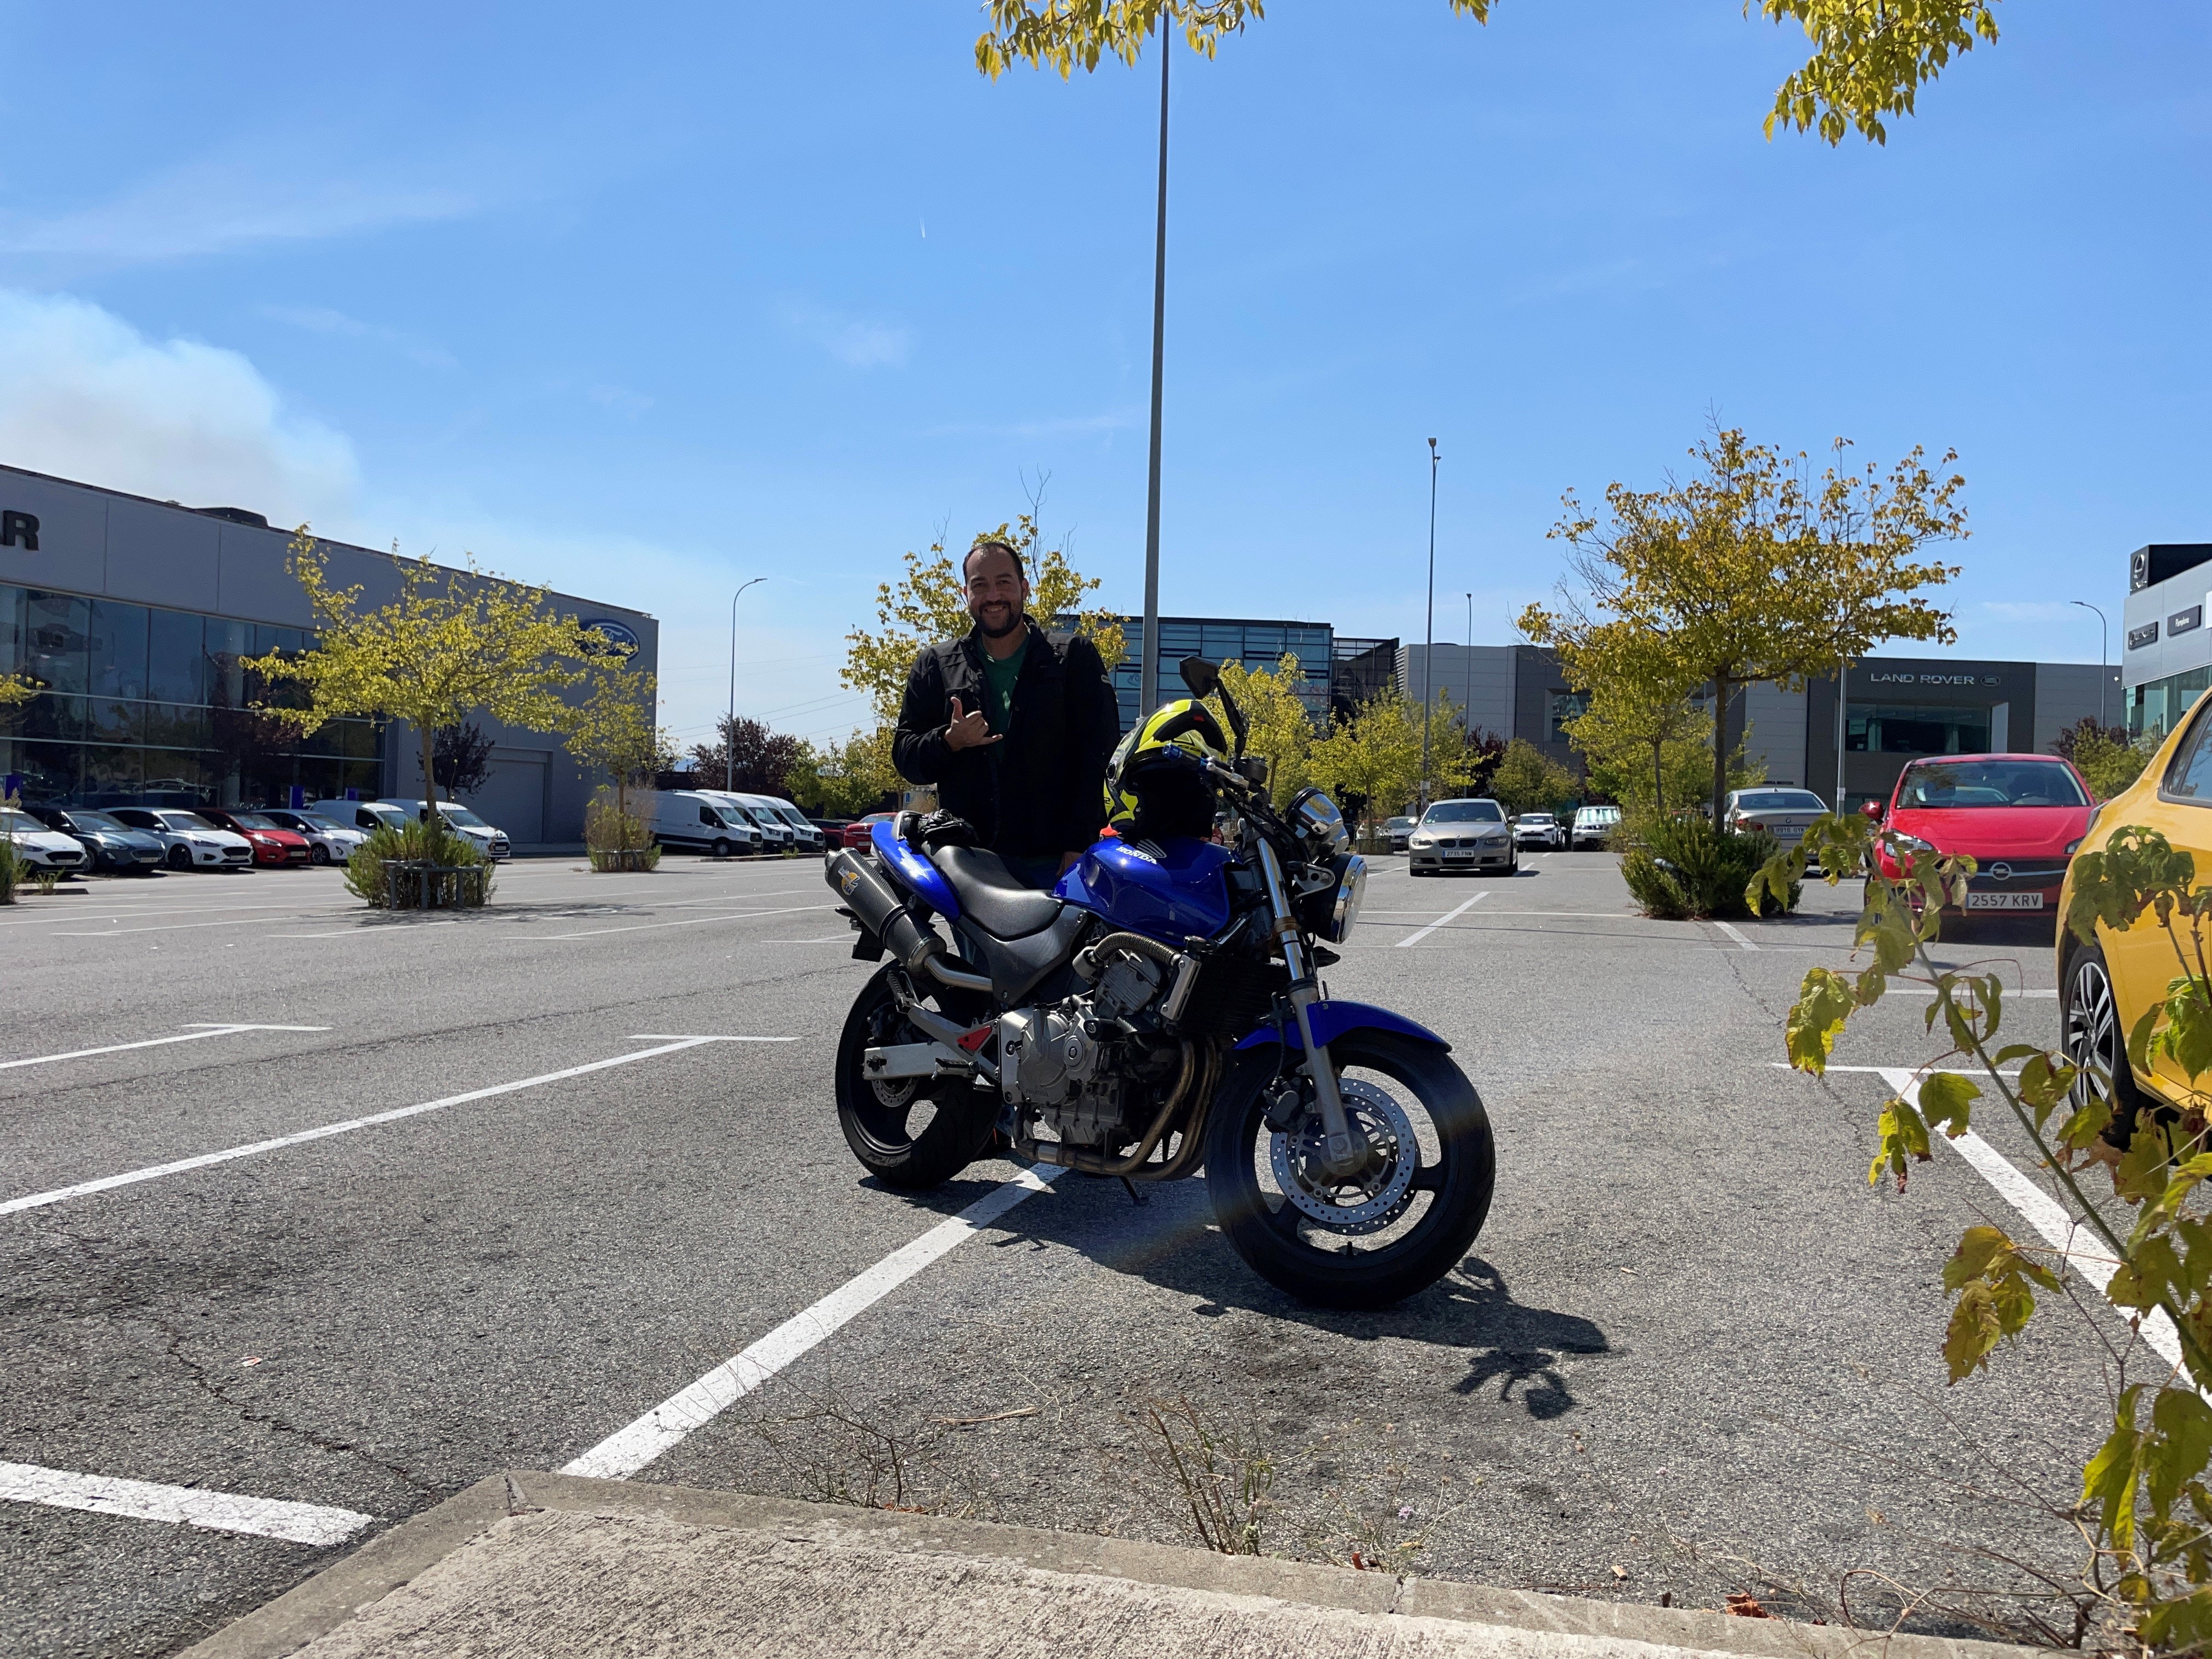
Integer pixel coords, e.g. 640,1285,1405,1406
0,151,476,267
780,301,912,370
261,303,456,370
0,288,358,524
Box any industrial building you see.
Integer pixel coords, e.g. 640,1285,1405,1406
1104,617,1396,732
2122,542,2212,741
0,464,656,849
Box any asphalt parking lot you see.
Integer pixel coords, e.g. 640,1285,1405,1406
0,849,2131,1655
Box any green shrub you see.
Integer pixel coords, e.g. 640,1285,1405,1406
1618,811,1798,919
0,841,19,906
344,819,492,909
584,792,660,871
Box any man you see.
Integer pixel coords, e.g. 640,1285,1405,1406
893,538,1121,888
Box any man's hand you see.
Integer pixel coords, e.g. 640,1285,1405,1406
944,696,1000,752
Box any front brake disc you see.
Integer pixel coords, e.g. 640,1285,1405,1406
1269,1077,1419,1235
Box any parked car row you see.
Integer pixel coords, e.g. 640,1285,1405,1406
642,789,826,857
2,795,527,876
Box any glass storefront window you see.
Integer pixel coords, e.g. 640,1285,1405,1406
25,592,89,695
147,610,205,703
89,600,148,701
82,747,143,805
1846,703,1991,754
2129,669,2212,743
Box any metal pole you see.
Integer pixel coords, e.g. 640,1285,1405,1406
2073,600,2109,729
727,577,765,790
1463,591,1473,791
1833,661,1847,815
1418,439,1438,809
1138,32,1171,720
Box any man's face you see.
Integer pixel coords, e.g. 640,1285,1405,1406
964,546,1029,639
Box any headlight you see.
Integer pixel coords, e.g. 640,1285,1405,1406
1409,834,1435,850
191,838,219,849
2065,838,2084,855
1330,855,1367,941
1479,829,1507,843
1286,787,1350,857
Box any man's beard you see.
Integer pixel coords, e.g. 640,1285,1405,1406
973,601,1022,639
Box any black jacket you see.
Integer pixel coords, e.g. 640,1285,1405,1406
893,619,1121,857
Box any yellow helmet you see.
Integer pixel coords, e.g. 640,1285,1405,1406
1103,698,1231,839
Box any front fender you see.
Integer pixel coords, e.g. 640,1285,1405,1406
1233,998,1449,1054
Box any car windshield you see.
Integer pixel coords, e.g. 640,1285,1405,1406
69,811,127,831
1423,800,1504,824
160,812,219,832
1896,761,2089,809
1735,791,1827,812
1520,814,1554,825
1386,817,1414,830
424,805,488,828
0,810,40,833
712,809,748,828
770,806,809,827
227,812,279,830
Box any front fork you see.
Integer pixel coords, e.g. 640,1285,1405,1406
1254,840,1361,1176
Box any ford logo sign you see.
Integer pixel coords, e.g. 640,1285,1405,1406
1989,861,2012,882
582,618,640,656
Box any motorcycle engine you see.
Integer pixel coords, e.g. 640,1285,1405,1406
998,940,1175,1150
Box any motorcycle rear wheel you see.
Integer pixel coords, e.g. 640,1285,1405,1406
834,964,996,1189
1204,1029,1493,1309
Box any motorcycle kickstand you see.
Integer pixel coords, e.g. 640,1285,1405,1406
1119,1176,1147,1207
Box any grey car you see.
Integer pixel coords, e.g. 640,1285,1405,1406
1409,798,1516,877
1723,787,1830,854
25,805,166,874
1383,815,1417,853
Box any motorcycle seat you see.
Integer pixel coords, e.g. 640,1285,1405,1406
933,847,1065,939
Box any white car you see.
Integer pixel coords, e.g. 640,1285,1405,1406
1570,805,1622,850
108,807,254,871
696,792,794,851
376,799,512,860
2,808,90,872
645,790,761,856
259,808,369,866
1511,811,1565,850
311,799,412,837
739,794,825,854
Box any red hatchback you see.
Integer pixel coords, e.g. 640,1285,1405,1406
199,808,314,868
840,812,894,850
1868,753,2095,922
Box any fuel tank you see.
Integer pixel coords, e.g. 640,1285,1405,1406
1058,835,1233,943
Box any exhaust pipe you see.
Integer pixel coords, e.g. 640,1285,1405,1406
827,848,962,983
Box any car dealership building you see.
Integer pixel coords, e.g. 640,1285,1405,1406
0,464,657,849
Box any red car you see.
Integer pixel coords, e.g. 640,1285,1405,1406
840,812,895,850
1867,753,2095,923
198,808,314,868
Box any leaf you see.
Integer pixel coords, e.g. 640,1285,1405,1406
1943,1280,2001,1383
1870,1096,1931,1188
1918,1070,1978,1138
2083,1389,2146,1556
2148,1390,2212,1519
1785,968,1855,1073
1942,1224,2012,1293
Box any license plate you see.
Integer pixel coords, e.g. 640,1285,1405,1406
1965,892,2044,910
1446,851,1474,860
1773,826,1804,842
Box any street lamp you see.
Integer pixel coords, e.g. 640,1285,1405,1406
727,577,766,790
1418,439,1438,811
1463,591,1474,736
2073,599,2110,729
1137,30,1172,720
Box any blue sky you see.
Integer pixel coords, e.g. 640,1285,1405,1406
0,2,2203,751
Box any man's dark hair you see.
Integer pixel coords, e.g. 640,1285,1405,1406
963,539,1026,583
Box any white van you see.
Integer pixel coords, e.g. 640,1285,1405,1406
311,799,412,837
695,791,794,851
376,799,512,860
647,790,760,856
737,794,824,854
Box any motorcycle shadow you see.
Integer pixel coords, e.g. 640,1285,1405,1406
1003,1173,1611,1419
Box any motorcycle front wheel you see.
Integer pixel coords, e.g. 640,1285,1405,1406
1204,1029,1494,1309
833,964,997,1189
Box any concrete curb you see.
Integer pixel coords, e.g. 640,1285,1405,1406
184,1471,2032,1659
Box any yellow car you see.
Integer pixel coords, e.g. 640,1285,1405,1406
2056,705,2212,1134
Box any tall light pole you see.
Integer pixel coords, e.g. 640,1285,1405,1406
727,577,765,790
2073,599,2110,729
1137,31,1171,720
1464,591,1474,731
1418,438,1439,809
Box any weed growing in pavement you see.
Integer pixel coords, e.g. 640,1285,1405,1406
29,864,59,895
1757,813,2212,1652
1130,1391,1273,1556
718,1364,1003,1519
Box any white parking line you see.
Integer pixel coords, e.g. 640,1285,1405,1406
540,904,834,940
50,913,349,938
269,923,460,939
0,1460,370,1545
1876,1068,2187,1376
563,1166,1066,1480
1394,893,1487,947
0,1023,329,1074
1714,921,1759,951
0,1036,739,1218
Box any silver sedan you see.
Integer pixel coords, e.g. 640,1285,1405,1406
1408,798,1517,877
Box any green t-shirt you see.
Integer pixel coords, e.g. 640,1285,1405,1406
979,634,1026,735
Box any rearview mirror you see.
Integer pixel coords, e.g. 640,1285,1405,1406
1860,800,1883,820
1178,656,1220,697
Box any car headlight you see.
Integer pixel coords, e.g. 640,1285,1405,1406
191,838,220,849
1480,829,1507,843
1409,834,1435,850
2065,838,2084,855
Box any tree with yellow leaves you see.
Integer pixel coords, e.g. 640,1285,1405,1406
1212,653,1316,808
1310,689,1424,839
564,648,675,822
246,531,600,827
1520,427,1963,825
976,1,2004,146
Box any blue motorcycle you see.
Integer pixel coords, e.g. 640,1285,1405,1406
823,657,1494,1308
